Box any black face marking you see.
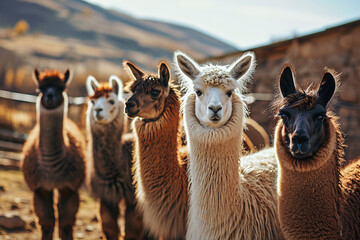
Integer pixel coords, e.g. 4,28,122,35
41,86,64,109
279,103,327,159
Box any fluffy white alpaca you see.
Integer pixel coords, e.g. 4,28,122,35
174,51,282,240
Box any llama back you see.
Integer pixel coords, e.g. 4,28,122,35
341,159,360,239
240,147,277,183
239,148,281,239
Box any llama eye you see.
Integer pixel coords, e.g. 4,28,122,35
280,113,288,122
150,89,160,97
316,115,326,123
196,90,202,96
91,100,95,104
226,91,233,97
109,100,115,105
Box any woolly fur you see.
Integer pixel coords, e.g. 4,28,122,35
184,93,282,240
22,93,85,191
276,114,360,239
174,51,255,113
132,88,188,239
86,90,134,206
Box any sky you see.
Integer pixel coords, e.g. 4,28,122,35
85,0,360,49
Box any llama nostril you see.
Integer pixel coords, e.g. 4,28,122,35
208,105,222,114
293,132,309,145
95,108,103,113
126,101,136,109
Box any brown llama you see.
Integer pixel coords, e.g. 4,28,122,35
275,65,360,239
123,60,188,239
86,75,144,240
21,69,86,240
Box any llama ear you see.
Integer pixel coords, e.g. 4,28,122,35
109,75,124,98
64,69,73,87
123,60,145,80
228,52,256,81
86,76,100,96
158,61,170,87
279,65,296,98
174,51,200,81
32,68,40,89
318,71,336,107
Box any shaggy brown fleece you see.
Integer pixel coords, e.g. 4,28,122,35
22,118,86,191
132,88,188,239
340,156,360,239
276,116,360,239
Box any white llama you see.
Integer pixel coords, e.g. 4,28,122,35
86,76,143,239
174,51,282,240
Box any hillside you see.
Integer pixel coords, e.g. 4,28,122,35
0,0,236,70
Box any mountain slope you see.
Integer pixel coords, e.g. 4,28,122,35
0,0,236,69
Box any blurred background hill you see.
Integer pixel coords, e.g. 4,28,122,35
0,0,236,95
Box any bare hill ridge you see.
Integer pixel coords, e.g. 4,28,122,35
0,0,236,69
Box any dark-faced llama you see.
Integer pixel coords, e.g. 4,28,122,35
275,65,360,239
21,69,86,240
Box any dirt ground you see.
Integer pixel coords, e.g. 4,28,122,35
0,169,102,240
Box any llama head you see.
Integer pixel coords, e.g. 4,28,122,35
123,60,170,120
276,65,339,159
33,68,72,109
86,75,124,124
174,51,255,128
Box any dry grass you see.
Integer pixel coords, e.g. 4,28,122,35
0,169,101,240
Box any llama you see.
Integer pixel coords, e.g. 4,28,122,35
86,75,143,240
175,51,283,240
123,60,188,239
275,65,360,239
21,69,86,240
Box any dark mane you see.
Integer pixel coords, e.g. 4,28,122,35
38,70,65,81
272,89,318,117
272,66,340,116
37,70,67,89
125,75,171,93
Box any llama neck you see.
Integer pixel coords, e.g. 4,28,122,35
133,89,183,174
38,94,67,159
184,93,245,221
89,105,125,178
276,118,342,239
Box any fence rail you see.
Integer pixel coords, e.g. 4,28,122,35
0,89,86,105
0,89,275,105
